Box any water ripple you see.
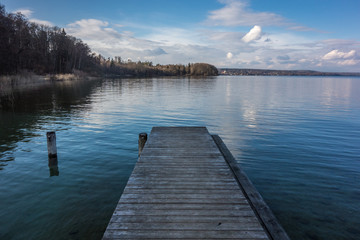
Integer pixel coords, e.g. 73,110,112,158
1,76,360,240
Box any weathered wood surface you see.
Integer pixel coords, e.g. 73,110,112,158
138,132,148,156
103,127,272,239
46,131,57,158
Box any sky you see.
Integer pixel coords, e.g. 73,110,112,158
2,0,360,72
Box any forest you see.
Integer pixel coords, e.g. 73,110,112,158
0,4,96,75
0,4,218,77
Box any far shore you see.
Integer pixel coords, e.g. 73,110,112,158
219,68,360,76
2,68,360,99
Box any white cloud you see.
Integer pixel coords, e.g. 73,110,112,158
144,27,204,46
322,49,356,60
67,19,109,33
321,49,359,68
66,19,126,49
242,25,262,43
4,4,336,73
338,59,357,66
205,0,316,32
10,2,359,72
14,8,33,18
31,19,53,26
14,8,53,26
11,3,358,71
65,18,220,65
65,17,360,71
206,0,286,27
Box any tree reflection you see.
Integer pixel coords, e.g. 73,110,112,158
0,78,101,171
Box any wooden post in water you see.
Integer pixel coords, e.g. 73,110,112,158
138,132,147,156
46,131,57,158
46,131,59,176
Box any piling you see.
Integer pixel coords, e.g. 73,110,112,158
138,132,147,156
46,131,57,158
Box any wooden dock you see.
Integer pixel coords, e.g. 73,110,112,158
103,127,289,239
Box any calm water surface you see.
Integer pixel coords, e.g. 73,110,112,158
1,76,359,240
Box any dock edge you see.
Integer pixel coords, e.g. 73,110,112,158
212,135,291,240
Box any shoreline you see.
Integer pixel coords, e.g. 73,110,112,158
219,68,360,76
2,69,358,99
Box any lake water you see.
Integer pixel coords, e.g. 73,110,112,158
1,76,359,240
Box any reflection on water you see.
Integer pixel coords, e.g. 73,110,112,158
320,77,352,107
0,76,359,240
0,79,101,167
48,157,59,177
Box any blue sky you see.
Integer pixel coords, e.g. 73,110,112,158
2,0,360,71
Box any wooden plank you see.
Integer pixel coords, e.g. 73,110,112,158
135,162,227,167
130,169,232,176
124,182,240,189
124,185,241,190
108,215,262,224
103,229,269,239
140,148,223,157
125,177,235,182
118,193,245,199
134,163,229,168
115,203,253,211
137,156,226,160
145,139,217,147
126,172,234,179
117,198,249,205
113,209,256,217
106,222,263,231
103,127,274,240
131,166,231,171
137,159,227,165
128,173,234,178
122,189,247,194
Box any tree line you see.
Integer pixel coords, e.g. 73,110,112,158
100,57,218,77
0,4,218,77
0,4,97,75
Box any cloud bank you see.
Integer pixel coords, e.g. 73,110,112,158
322,49,358,66
65,14,360,71
15,1,359,72
323,50,356,60
206,0,286,27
